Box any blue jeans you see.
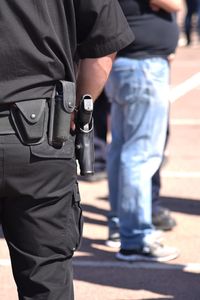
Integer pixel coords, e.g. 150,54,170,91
105,57,169,250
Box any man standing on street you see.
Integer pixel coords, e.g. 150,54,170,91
105,0,181,261
0,1,134,299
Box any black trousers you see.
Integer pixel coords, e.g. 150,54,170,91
184,0,198,43
0,134,82,300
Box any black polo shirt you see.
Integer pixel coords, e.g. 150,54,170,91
0,0,134,103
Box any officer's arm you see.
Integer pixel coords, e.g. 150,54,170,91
150,0,181,12
76,53,116,105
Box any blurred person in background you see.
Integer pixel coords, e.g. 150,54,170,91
105,0,181,261
184,0,200,45
151,121,177,231
89,89,176,231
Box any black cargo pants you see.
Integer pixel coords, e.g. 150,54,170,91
0,121,82,299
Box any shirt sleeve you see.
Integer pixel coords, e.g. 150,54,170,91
76,0,134,58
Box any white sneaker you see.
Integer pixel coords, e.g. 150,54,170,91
116,241,179,262
105,239,121,248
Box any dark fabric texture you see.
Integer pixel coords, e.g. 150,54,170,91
0,1,135,299
118,0,179,58
0,134,82,300
0,0,134,104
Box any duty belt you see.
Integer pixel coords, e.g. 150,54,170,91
0,105,15,134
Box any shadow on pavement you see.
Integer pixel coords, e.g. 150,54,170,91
74,236,200,299
96,195,200,216
160,196,200,216
82,203,107,226
73,195,200,299
74,262,200,300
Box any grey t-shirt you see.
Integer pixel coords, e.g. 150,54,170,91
118,0,179,59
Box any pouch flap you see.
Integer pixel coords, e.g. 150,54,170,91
58,81,76,113
15,99,46,124
30,138,75,159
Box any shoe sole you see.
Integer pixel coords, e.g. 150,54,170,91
155,225,176,231
116,251,179,262
153,218,177,232
105,240,121,248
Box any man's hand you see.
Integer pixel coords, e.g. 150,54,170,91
70,112,76,131
150,0,181,12
150,3,160,11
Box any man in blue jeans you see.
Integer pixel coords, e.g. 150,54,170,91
105,0,181,261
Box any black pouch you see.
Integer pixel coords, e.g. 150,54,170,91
48,81,76,147
10,99,48,145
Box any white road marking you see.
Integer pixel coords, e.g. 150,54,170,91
1,258,200,273
170,118,200,125
170,72,200,103
161,171,200,178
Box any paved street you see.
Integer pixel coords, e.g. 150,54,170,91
74,40,200,299
1,13,200,300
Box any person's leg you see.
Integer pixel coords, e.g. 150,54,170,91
116,58,169,250
152,166,162,211
82,90,109,181
197,0,200,38
106,103,124,244
106,58,179,261
1,135,81,300
105,67,125,245
115,58,178,261
184,0,196,45
151,122,177,231
93,90,109,143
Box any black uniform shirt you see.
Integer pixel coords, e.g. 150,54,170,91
0,0,134,103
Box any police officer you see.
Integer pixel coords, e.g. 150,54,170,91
0,1,134,299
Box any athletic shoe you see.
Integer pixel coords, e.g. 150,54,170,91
152,207,177,231
105,232,121,248
116,241,179,262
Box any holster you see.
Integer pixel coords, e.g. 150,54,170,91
75,119,95,176
48,81,76,147
10,99,48,145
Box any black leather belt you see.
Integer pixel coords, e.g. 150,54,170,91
0,104,15,134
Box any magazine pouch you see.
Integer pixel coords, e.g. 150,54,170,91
48,80,76,148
